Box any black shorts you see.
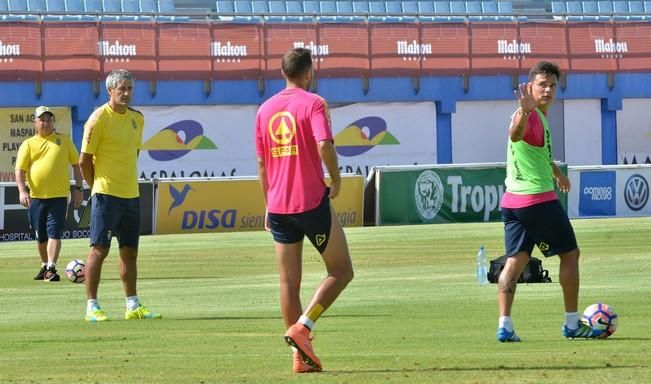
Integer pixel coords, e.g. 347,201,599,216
502,199,578,258
267,189,332,254
28,197,67,243
90,193,141,249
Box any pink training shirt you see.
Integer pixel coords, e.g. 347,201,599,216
256,87,333,214
501,109,558,209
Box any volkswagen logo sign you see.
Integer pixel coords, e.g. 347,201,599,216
624,174,649,211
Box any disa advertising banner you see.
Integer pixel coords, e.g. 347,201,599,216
137,102,437,178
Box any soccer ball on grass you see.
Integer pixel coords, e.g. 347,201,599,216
65,259,86,284
581,303,618,338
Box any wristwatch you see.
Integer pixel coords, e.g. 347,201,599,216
74,186,83,191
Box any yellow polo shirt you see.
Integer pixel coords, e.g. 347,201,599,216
15,132,79,198
81,104,144,198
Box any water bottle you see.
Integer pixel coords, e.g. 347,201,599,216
476,246,489,286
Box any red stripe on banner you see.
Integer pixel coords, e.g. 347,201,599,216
98,22,157,80
470,22,520,74
316,23,369,77
211,24,262,80
613,22,651,72
567,22,618,72
0,21,650,81
519,22,570,72
263,23,317,78
420,23,470,75
158,23,212,80
0,22,42,81
43,22,99,80
370,23,421,76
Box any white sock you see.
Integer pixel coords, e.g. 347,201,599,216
87,299,99,312
499,316,513,332
565,312,579,329
47,261,56,269
298,315,315,331
126,295,140,311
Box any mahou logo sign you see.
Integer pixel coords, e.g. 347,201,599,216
497,39,531,60
0,40,20,63
98,40,137,63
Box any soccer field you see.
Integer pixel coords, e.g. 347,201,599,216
1,217,650,383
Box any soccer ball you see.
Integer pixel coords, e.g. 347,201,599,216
65,259,86,284
581,303,618,338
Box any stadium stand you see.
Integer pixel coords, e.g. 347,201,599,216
0,0,648,24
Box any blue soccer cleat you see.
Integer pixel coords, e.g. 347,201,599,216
496,327,521,342
562,322,603,339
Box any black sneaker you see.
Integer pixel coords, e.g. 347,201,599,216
34,265,47,280
44,266,60,282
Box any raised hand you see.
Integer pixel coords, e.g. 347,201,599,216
516,82,536,114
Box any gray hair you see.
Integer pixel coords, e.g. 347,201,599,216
105,69,134,91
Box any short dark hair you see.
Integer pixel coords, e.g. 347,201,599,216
529,61,560,81
281,48,312,80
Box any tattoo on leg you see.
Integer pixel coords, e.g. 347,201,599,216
500,276,518,294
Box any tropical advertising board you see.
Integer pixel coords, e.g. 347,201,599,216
137,102,437,179
155,176,364,234
374,164,568,225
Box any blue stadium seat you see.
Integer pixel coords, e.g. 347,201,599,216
28,0,47,12
551,1,566,19
303,0,319,13
285,0,307,21
121,0,143,20
101,0,121,20
251,0,270,13
215,0,235,20
418,1,436,21
612,0,629,18
402,0,418,14
140,0,157,12
449,1,467,21
566,1,582,20
597,0,614,18
336,0,364,21
44,0,66,19
9,0,39,19
581,1,600,20
352,0,369,15
263,0,284,22
497,1,514,20
466,1,482,20
644,0,651,12
233,0,258,22
318,0,338,21
85,0,102,14
157,0,189,20
0,0,6,20
65,0,95,20
385,1,412,22
627,0,645,19
481,1,498,20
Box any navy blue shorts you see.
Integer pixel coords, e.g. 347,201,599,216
502,199,578,258
267,189,332,254
28,197,67,243
90,193,140,249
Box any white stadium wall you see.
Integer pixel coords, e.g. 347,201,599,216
563,99,602,166
617,98,651,164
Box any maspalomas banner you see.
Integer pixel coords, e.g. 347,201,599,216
137,102,436,178
374,164,567,225
0,107,72,182
155,176,363,234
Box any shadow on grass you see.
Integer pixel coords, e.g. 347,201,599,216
324,364,647,375
171,314,391,321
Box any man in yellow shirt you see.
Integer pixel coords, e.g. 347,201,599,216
79,69,161,322
15,106,84,281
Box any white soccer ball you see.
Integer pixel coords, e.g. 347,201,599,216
65,259,86,284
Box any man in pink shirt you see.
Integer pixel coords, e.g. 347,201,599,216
255,48,354,373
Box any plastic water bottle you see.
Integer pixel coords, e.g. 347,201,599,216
476,246,489,286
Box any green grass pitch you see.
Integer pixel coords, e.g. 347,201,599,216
1,217,650,383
